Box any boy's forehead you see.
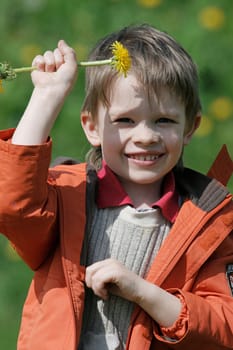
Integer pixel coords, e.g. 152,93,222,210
107,75,185,116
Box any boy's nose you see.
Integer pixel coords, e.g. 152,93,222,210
132,122,160,145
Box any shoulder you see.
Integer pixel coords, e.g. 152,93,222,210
175,167,232,212
48,160,98,192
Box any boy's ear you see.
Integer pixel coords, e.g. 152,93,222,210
81,111,101,147
183,113,201,145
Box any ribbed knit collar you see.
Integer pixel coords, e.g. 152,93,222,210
96,161,179,223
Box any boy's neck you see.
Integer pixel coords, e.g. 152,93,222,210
121,179,163,210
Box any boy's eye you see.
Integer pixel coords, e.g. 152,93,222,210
156,117,176,124
113,117,134,123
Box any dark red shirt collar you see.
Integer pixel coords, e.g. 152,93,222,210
96,162,179,223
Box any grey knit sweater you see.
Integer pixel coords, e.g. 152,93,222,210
79,205,171,350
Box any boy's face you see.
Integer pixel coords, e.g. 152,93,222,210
82,74,199,194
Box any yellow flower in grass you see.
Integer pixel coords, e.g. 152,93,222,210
210,97,233,120
110,41,131,77
199,6,225,30
137,0,162,8
73,43,89,62
0,79,3,93
20,44,42,65
5,241,19,261
195,115,213,137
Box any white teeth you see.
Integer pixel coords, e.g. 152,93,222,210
130,155,159,161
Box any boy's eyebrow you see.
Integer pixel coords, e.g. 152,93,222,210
108,107,182,119
157,111,181,118
108,106,136,117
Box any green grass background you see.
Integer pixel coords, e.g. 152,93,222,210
0,0,232,348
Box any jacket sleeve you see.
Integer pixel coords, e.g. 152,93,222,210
153,231,233,349
0,129,59,270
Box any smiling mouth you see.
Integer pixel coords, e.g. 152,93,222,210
126,154,161,161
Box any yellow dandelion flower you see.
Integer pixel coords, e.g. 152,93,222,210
199,6,225,30
210,97,233,120
110,41,131,77
137,0,162,8
73,43,89,61
0,79,3,93
5,241,20,261
79,41,131,77
20,44,42,65
195,115,213,137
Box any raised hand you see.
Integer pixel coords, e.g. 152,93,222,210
31,40,78,95
12,40,78,145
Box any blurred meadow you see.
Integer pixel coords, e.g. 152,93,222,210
0,0,232,348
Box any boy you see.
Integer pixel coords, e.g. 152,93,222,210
0,24,232,350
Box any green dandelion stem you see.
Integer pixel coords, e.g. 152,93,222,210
14,66,37,73
12,58,113,75
79,58,112,67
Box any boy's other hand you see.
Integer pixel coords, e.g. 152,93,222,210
85,258,144,303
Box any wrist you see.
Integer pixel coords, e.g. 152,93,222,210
32,85,67,103
135,279,182,328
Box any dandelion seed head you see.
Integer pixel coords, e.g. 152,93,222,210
0,62,17,80
0,79,3,93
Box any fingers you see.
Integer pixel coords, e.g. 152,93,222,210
32,50,64,72
32,54,45,71
85,259,124,300
54,48,64,70
85,259,143,303
85,261,111,300
32,40,76,73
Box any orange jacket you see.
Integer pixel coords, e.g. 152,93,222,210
0,129,233,350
